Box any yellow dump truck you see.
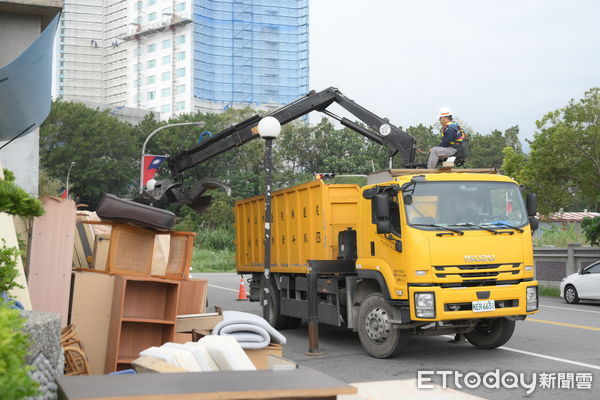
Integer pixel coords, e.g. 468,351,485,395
236,169,539,358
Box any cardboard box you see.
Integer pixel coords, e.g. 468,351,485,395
244,344,283,370
175,312,223,333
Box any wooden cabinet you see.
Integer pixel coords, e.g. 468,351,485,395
105,276,180,373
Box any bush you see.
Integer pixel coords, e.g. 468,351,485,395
0,303,38,399
581,216,600,246
0,241,23,294
195,226,235,251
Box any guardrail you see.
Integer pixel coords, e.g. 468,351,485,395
534,244,600,282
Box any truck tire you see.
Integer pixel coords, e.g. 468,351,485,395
264,286,290,330
357,293,408,358
464,318,515,349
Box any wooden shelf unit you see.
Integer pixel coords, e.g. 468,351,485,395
105,275,180,373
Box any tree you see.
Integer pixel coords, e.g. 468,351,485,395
518,88,600,214
581,216,600,246
467,126,523,169
39,101,144,207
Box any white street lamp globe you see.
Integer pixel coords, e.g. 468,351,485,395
257,116,281,139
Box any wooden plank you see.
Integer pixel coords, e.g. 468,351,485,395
70,271,115,375
92,235,110,271
177,279,207,315
28,197,76,326
57,368,357,400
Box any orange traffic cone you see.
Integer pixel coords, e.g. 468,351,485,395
236,278,248,301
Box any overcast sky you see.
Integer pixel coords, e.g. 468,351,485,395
308,0,600,148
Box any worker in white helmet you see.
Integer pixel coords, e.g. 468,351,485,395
427,107,466,169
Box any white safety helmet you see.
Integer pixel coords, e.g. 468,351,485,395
438,107,453,119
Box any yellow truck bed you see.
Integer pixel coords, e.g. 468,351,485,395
235,180,360,274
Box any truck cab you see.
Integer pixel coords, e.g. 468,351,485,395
351,170,539,357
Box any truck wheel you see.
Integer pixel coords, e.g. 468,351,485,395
264,287,290,330
564,285,580,304
464,318,515,349
357,293,408,358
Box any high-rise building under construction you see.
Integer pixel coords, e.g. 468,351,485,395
55,0,309,119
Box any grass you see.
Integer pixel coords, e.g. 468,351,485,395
191,247,236,273
534,223,588,247
538,285,561,298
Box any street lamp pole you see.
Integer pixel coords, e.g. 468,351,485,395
139,121,205,193
66,161,76,199
257,116,281,322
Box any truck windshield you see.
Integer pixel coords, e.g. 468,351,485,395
404,181,527,229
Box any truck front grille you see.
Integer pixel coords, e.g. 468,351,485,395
433,263,521,283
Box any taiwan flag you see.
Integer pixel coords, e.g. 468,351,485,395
143,155,167,187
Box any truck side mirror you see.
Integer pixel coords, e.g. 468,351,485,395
529,217,539,231
526,193,537,217
377,220,392,234
374,194,390,220
363,187,378,199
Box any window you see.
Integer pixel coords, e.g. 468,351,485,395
162,55,171,65
176,35,185,45
161,71,171,81
162,7,172,16
175,101,185,111
147,75,156,85
161,87,171,97
147,59,156,69
404,181,527,228
176,67,185,78
176,84,185,94
148,0,156,5
161,104,171,113
134,16,142,24
134,63,141,71
148,12,157,22
147,43,157,53
135,1,142,10
133,79,141,88
162,39,171,49
133,48,141,57
176,51,185,61
175,2,185,12
586,262,600,274
147,91,156,100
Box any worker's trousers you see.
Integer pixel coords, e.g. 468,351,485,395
427,147,457,169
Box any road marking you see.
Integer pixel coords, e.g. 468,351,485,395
527,318,600,331
499,346,600,371
442,335,600,370
540,304,600,314
208,284,238,293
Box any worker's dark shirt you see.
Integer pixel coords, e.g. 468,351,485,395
439,123,463,149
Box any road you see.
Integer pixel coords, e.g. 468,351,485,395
192,273,600,400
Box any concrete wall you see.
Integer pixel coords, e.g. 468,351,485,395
0,13,42,195
534,244,600,282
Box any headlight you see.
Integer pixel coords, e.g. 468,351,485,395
415,292,436,318
526,286,538,311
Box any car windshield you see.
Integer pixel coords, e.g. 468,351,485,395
404,181,527,229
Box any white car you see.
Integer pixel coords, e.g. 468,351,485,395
560,260,600,304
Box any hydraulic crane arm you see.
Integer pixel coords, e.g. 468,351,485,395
137,87,417,209
169,87,416,176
